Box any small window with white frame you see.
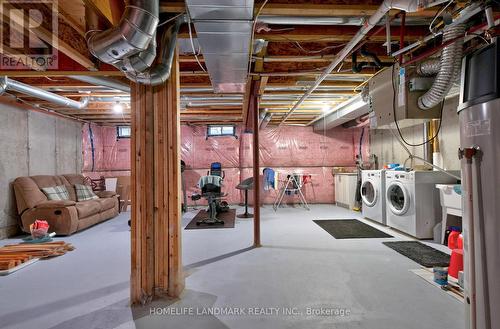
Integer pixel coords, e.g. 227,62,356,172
117,126,131,139
207,125,236,138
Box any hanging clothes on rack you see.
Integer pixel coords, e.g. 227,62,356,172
274,172,311,211
263,168,276,190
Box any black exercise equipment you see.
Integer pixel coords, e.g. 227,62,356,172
196,162,229,226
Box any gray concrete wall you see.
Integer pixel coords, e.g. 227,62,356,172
369,97,461,170
0,104,82,239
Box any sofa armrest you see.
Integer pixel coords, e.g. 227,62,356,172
95,191,117,198
21,206,78,235
35,200,76,209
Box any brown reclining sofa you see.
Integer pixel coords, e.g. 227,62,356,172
13,174,119,235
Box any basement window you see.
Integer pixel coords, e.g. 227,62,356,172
207,125,236,138
117,126,131,139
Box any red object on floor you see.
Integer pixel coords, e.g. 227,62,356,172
448,230,461,249
449,249,464,278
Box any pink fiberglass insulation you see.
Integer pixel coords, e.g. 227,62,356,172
82,123,369,205
181,125,240,169
240,125,370,168
82,124,131,172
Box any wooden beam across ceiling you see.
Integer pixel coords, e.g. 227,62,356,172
0,46,46,71
82,0,124,25
160,2,438,18
1,3,95,70
254,26,425,43
180,55,394,64
178,29,423,43
0,71,124,77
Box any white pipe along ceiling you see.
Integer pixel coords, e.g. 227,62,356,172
0,77,89,110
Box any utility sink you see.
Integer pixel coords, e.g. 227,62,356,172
436,184,462,217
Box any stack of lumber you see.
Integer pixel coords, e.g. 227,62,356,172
0,241,74,271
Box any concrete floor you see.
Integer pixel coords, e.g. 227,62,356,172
0,205,464,329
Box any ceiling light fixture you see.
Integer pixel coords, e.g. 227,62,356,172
113,102,124,114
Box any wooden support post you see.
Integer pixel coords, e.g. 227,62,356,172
130,52,184,304
252,84,261,247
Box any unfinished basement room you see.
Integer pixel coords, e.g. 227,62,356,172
0,1,499,329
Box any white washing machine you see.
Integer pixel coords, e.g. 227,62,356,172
385,170,460,239
361,170,386,225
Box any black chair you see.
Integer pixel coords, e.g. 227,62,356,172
236,177,254,218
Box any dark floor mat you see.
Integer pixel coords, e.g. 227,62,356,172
185,209,236,230
314,219,393,239
383,241,450,267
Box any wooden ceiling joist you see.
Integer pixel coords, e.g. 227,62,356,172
0,1,444,125
1,3,95,70
82,0,124,25
0,71,123,77
160,2,438,18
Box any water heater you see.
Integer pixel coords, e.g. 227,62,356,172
458,41,500,329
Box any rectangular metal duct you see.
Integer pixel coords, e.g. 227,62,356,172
186,0,254,93
312,95,369,131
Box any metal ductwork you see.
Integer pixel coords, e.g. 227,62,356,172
87,0,159,75
312,95,369,131
68,76,131,93
119,35,157,75
0,77,89,109
186,0,254,93
416,58,441,76
279,0,449,125
418,24,465,110
258,108,268,125
128,15,186,86
260,112,273,130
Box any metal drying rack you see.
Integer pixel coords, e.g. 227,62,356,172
273,172,314,211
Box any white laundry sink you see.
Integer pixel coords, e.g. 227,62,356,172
436,184,462,217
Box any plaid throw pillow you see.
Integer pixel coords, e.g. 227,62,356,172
41,185,70,201
75,184,99,202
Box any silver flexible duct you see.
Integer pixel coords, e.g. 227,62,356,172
87,0,159,68
0,77,89,109
118,35,157,74
127,15,186,86
418,24,465,110
416,58,441,76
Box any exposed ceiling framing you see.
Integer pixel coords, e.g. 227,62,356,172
0,0,487,126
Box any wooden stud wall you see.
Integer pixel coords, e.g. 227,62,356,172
130,53,184,305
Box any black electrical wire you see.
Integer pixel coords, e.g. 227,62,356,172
390,64,445,147
359,127,365,163
88,123,96,172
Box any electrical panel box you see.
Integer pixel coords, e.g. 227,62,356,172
368,64,442,129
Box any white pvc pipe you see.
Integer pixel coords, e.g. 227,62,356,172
0,77,89,109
